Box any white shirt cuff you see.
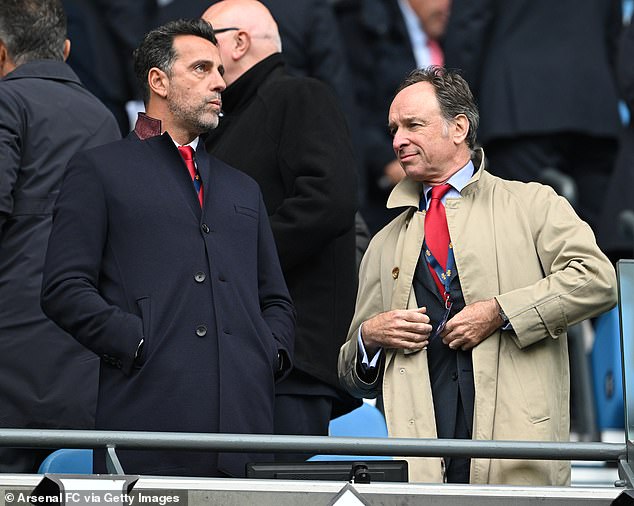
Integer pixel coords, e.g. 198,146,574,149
357,327,382,368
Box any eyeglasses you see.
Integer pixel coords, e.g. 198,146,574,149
213,27,239,34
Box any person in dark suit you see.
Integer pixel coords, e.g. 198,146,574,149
41,18,295,478
61,0,157,134
202,0,360,460
598,19,634,262
0,0,120,473
443,0,622,233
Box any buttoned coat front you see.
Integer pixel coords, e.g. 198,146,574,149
339,150,617,485
42,133,295,477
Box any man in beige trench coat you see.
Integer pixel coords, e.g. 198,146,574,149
338,66,617,485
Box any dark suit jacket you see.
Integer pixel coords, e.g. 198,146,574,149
334,0,417,232
598,20,634,257
62,0,157,132
205,54,358,398
41,132,295,477
443,0,622,144
0,60,120,432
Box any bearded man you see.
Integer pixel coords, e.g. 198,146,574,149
41,18,295,478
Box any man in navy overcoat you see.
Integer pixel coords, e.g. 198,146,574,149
41,18,295,478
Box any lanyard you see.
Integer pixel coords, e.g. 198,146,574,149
422,241,456,308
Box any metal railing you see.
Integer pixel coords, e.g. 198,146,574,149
0,428,626,466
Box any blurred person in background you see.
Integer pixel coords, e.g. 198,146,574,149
598,18,634,262
203,0,360,460
443,0,622,235
334,0,451,233
0,0,120,473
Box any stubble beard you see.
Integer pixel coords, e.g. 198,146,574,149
168,95,220,134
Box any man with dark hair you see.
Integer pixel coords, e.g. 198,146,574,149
0,0,120,473
338,66,617,485
42,18,295,478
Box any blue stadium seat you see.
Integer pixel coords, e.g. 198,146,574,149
590,307,624,430
38,449,93,474
309,402,389,461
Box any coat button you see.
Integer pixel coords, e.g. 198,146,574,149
392,267,399,279
554,327,564,336
452,372,458,381
399,368,405,374
196,325,207,337
201,224,210,233
194,271,206,283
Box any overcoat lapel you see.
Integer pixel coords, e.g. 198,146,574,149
145,134,202,220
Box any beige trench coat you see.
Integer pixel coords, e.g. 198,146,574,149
339,150,617,485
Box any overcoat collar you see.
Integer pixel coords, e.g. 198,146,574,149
129,114,212,220
220,53,285,114
2,60,82,85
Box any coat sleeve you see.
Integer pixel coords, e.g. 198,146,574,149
41,151,142,375
338,232,387,398
269,79,358,271
495,185,617,348
0,89,22,241
255,192,296,379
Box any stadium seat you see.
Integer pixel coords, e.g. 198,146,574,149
590,307,624,430
309,402,389,461
38,449,93,474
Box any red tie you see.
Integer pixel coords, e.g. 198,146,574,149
178,145,203,207
425,183,452,296
427,38,444,67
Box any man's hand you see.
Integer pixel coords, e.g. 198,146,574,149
441,298,503,350
361,307,432,355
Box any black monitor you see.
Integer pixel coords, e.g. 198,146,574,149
245,460,408,483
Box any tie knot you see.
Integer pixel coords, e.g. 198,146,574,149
178,145,195,161
430,183,452,201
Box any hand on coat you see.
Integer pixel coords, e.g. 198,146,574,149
361,307,432,355
441,298,503,350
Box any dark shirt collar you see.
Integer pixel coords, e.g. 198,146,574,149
220,52,284,114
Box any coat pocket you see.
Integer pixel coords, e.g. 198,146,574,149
135,296,152,366
508,345,551,425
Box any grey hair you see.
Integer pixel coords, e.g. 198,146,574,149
397,66,479,149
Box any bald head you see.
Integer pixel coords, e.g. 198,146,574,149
202,0,281,86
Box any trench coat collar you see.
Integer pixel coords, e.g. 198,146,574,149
386,147,486,210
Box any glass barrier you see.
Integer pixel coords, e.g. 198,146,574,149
618,259,634,442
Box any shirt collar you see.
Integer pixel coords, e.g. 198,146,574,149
422,159,474,206
387,148,485,210
173,137,199,150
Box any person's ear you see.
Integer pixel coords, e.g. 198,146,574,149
0,41,16,77
452,114,470,145
148,67,169,99
231,30,251,60
63,39,71,61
